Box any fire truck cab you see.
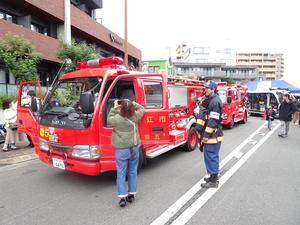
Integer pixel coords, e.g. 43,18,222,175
217,82,248,129
17,57,205,176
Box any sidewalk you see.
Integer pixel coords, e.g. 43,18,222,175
0,140,37,165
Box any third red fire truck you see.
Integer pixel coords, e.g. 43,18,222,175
17,57,205,176
217,82,248,129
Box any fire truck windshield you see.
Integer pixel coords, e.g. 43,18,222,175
218,90,227,104
40,77,102,129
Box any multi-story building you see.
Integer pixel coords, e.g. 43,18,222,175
142,59,172,75
176,44,236,65
236,53,284,80
172,62,261,81
0,0,141,94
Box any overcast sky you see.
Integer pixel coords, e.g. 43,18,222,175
97,0,300,87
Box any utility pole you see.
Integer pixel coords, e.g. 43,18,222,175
64,0,71,44
124,0,128,68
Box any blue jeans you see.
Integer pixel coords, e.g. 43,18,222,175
204,142,221,175
115,146,140,198
268,119,272,129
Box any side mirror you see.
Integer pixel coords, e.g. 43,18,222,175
80,92,94,114
227,96,232,104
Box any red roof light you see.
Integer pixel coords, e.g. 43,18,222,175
76,56,124,69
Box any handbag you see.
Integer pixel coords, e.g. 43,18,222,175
8,122,17,130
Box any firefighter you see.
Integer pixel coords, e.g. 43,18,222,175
199,80,224,188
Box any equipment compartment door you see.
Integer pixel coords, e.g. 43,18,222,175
139,80,169,145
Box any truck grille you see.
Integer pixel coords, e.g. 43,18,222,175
49,143,71,153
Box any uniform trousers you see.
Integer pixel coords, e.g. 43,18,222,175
204,142,221,175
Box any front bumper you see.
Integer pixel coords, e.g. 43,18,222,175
37,149,116,176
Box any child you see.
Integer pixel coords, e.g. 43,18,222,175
266,105,275,130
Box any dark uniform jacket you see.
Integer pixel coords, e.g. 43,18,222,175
278,101,296,121
196,94,223,144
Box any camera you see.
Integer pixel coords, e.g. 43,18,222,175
117,100,123,105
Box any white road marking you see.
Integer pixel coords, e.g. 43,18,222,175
233,151,244,159
150,122,269,225
170,122,281,225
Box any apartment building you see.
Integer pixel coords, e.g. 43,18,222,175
0,0,141,93
173,62,261,81
236,53,284,80
176,44,236,65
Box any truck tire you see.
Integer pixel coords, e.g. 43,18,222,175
241,112,248,124
184,127,198,152
227,115,235,129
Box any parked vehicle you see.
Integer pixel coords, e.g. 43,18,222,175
17,57,205,176
217,82,248,129
247,89,294,117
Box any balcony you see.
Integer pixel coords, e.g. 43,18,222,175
0,19,60,63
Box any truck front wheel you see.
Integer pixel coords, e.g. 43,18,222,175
227,115,235,129
241,112,248,124
184,127,198,152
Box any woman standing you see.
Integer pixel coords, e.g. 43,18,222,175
107,99,145,207
2,100,17,152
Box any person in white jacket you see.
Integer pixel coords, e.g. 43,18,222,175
2,100,17,151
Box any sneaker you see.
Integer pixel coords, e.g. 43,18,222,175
126,194,135,203
278,134,284,137
2,145,10,152
10,144,17,150
201,181,219,189
119,198,126,207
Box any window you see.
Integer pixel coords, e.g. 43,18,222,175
31,23,48,35
148,66,160,73
0,10,16,23
143,81,163,108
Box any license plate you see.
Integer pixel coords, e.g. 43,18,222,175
52,158,65,170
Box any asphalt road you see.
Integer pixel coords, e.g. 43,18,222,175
0,117,299,225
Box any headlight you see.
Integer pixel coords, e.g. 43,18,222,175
72,145,102,159
222,113,228,119
39,138,49,151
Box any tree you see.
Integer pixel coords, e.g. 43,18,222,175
57,39,100,73
0,33,40,82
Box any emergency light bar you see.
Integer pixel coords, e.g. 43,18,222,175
217,82,227,86
76,56,124,69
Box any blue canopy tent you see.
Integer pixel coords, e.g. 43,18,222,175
246,80,300,93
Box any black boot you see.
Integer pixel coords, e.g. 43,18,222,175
204,176,211,183
201,174,219,188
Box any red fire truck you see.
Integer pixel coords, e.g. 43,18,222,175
217,82,248,129
17,57,205,176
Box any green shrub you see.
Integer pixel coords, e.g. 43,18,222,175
0,94,17,109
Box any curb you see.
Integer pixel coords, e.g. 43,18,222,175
0,153,37,165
